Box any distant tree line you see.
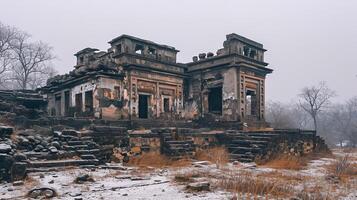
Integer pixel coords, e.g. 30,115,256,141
266,82,357,147
0,22,56,90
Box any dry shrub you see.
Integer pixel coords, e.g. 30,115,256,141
261,155,308,170
295,184,332,200
342,148,357,154
127,151,191,168
112,147,125,163
216,173,293,198
327,154,357,178
195,147,229,168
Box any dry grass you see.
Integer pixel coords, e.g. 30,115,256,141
23,176,39,189
342,148,357,154
295,184,332,200
257,170,310,183
260,155,308,170
195,147,229,168
216,172,294,198
326,154,357,179
127,151,191,168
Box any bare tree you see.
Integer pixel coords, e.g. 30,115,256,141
345,97,357,147
298,82,335,134
11,31,55,89
0,22,17,88
266,101,295,129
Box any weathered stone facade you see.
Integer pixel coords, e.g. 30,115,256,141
43,34,272,124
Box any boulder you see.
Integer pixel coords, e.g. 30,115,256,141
0,126,13,138
186,182,210,191
50,141,61,149
11,162,27,181
34,145,44,152
14,153,27,162
74,174,94,184
0,143,12,153
48,146,58,154
28,187,56,199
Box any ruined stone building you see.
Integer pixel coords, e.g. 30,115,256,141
42,33,273,125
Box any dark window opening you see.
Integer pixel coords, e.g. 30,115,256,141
115,44,122,54
84,91,93,114
139,94,149,118
208,87,222,114
75,93,83,114
249,50,256,58
148,47,156,55
246,90,257,116
243,46,249,57
79,56,84,64
163,98,170,112
135,44,144,54
114,86,121,99
55,94,61,116
64,91,70,116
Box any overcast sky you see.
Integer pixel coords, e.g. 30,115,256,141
1,0,356,102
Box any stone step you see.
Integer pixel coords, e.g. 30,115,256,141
227,143,266,149
76,149,100,155
165,151,194,157
229,157,253,163
62,129,80,136
164,147,194,152
229,153,255,159
80,154,96,160
63,145,89,150
227,146,261,154
89,126,127,134
67,140,84,146
79,136,94,141
229,136,273,141
230,140,269,145
28,159,99,168
165,140,194,145
167,143,194,148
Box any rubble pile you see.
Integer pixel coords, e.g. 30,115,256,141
0,90,47,127
17,128,114,169
0,123,124,182
0,125,27,182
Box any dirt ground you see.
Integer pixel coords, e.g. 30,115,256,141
1,148,356,200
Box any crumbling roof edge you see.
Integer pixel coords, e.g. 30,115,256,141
74,47,100,56
113,52,187,69
124,64,190,78
226,33,265,50
186,53,269,67
108,34,179,52
43,72,124,92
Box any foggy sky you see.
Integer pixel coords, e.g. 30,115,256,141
1,0,356,102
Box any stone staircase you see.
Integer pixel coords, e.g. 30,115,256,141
157,129,195,159
27,130,112,171
225,131,279,162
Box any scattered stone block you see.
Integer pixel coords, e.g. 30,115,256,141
186,182,210,191
74,174,94,184
13,180,24,186
11,162,27,181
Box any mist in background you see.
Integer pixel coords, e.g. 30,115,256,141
0,0,356,102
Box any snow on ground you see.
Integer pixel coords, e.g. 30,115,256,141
1,149,356,199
